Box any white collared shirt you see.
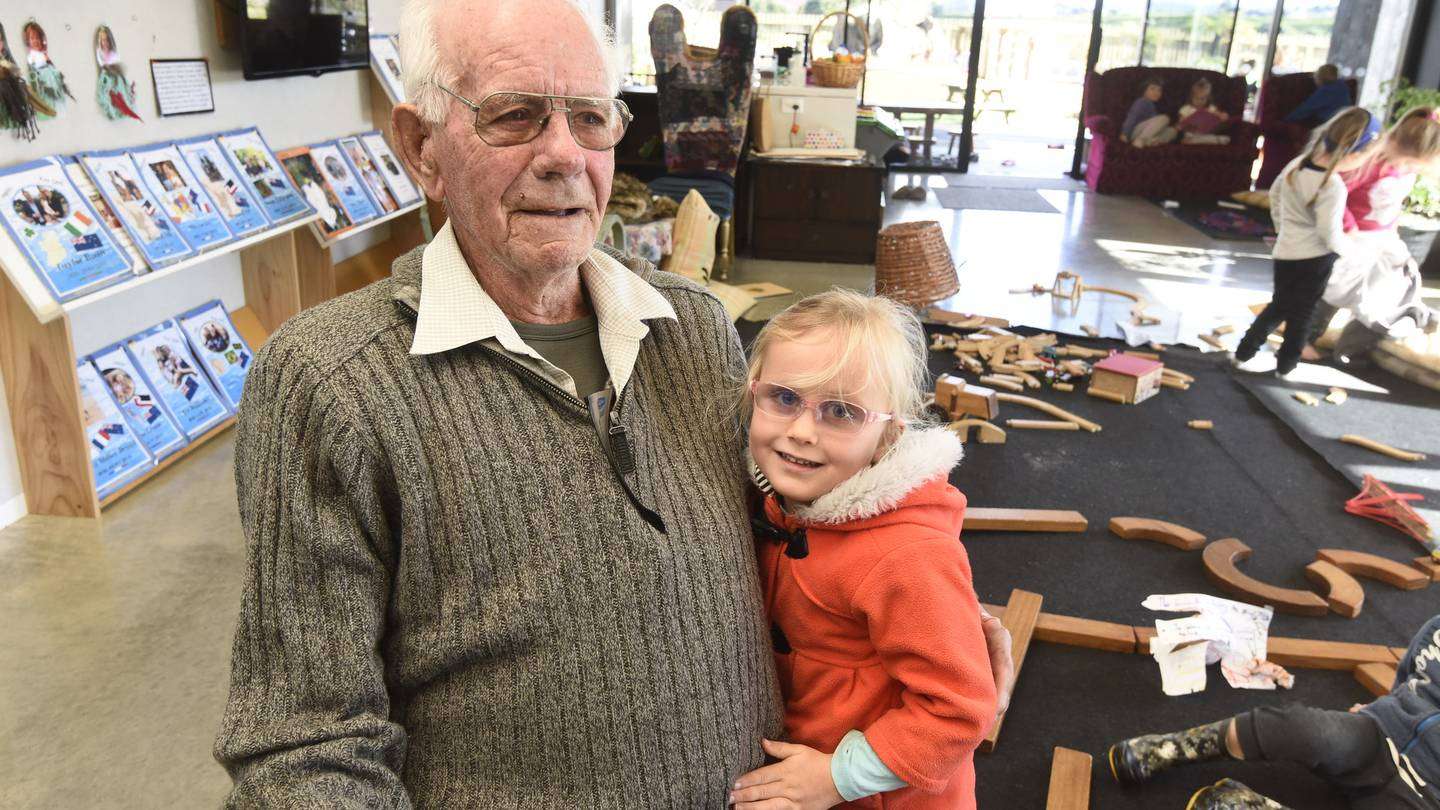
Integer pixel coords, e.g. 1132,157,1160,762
409,221,677,398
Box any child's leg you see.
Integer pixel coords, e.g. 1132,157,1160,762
1108,718,1233,783
1275,255,1337,374
1234,261,1295,361
1130,115,1171,146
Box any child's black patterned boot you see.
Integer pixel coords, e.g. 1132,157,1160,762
1186,778,1290,809
1107,719,1231,784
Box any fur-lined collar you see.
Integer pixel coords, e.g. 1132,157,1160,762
751,427,963,525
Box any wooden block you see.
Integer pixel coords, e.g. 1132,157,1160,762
1160,378,1190,391
1035,612,1136,653
1303,560,1365,618
947,419,1007,445
996,393,1102,432
1199,333,1225,350
1414,557,1440,582
1340,434,1425,462
1108,517,1206,551
1392,647,1408,663
1006,420,1080,431
1081,325,1099,337
1201,538,1330,616
1266,636,1398,670
981,375,1026,393
1293,391,1320,406
936,376,1000,420
966,508,1089,533
1162,368,1196,383
1354,662,1397,698
1188,420,1214,430
1134,626,1157,654
1213,324,1236,336
1325,387,1349,405
1045,747,1092,810
1087,387,1127,403
1125,350,1160,361
1052,382,1074,392
982,589,1043,753
1317,549,1429,590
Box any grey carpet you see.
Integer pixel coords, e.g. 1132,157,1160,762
934,186,1061,214
941,174,1088,191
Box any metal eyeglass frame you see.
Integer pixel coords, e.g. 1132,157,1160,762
432,83,634,151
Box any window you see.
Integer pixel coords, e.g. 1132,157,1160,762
1141,0,1238,72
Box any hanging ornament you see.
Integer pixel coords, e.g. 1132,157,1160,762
0,23,41,140
95,24,141,121
22,20,74,119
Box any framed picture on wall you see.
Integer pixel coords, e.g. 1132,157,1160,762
149,58,215,117
61,156,149,273
129,141,236,252
369,34,405,104
88,341,188,462
215,127,314,225
308,140,380,226
276,146,356,239
175,135,270,238
0,157,135,302
359,130,421,207
176,299,254,411
80,149,196,269
75,359,154,500
124,320,231,439
340,135,400,214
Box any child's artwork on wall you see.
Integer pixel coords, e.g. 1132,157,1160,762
0,157,134,301
0,22,41,140
216,127,313,224
95,24,142,121
130,141,234,251
177,299,254,410
81,149,195,268
22,20,73,119
125,320,230,439
277,146,354,239
89,342,187,461
309,140,380,226
176,136,268,238
359,130,421,207
341,135,399,213
76,359,154,499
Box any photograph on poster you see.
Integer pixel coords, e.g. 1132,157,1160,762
60,156,148,272
177,299,254,411
89,342,187,461
176,136,269,237
368,33,404,104
277,147,354,238
0,157,134,301
76,359,154,499
310,140,380,225
359,130,421,207
132,142,234,251
81,149,195,267
216,127,313,224
340,135,399,213
125,321,230,440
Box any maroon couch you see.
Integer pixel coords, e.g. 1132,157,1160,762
1083,66,1260,198
1256,73,1360,188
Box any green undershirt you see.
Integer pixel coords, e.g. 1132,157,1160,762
511,315,609,400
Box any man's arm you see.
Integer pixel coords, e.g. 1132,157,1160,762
214,337,409,808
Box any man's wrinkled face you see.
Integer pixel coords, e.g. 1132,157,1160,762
431,1,614,278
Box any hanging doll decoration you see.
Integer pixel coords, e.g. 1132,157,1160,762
95,24,142,121
23,20,74,118
0,22,42,140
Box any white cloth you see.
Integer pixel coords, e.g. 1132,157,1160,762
1324,229,1433,336
409,220,677,398
1268,155,1364,261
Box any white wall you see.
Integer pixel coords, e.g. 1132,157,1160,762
0,0,404,527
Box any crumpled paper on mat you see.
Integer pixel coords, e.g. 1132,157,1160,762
1143,593,1293,695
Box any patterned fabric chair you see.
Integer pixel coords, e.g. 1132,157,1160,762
1255,73,1360,188
649,4,757,278
1083,66,1260,198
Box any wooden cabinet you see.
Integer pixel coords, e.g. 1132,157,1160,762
742,156,885,264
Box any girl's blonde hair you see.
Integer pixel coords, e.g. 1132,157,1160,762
742,289,931,444
1290,106,1374,203
1382,107,1440,165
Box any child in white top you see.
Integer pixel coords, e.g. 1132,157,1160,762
1232,107,1380,378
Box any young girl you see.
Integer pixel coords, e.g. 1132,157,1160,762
1308,107,1440,363
1232,107,1381,379
729,290,997,809
1176,78,1231,145
1122,77,1178,147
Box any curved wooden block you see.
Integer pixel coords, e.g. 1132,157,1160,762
1303,560,1365,618
1316,549,1429,591
1108,517,1206,551
1201,538,1330,616
947,419,1007,445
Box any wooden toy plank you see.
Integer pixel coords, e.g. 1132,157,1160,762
995,392,1103,432
1202,538,1330,616
1302,560,1365,618
1266,636,1398,670
1188,420,1214,430
1341,434,1426,462
1354,662,1397,698
1045,747,1092,810
981,589,1043,753
966,508,1089,533
981,603,1136,653
1108,517,1206,551
1006,420,1081,431
1415,557,1440,582
947,419,1007,445
1317,549,1429,590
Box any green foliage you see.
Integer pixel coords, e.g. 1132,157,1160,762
1382,78,1440,219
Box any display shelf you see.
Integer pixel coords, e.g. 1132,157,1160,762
98,417,237,509
62,214,320,315
313,199,423,249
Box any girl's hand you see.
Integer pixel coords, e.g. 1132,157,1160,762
730,739,844,810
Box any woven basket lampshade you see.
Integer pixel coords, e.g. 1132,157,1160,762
873,221,958,309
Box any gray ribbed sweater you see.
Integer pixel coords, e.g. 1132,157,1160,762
214,245,783,807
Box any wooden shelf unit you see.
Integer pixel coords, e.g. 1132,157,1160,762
0,74,435,520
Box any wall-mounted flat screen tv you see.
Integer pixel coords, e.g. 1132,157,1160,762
242,0,370,80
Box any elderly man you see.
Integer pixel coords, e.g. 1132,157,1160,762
215,0,1011,805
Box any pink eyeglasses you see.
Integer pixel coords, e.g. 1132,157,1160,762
749,381,893,435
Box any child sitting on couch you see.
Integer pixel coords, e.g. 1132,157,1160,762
1122,76,1178,148
1177,78,1231,145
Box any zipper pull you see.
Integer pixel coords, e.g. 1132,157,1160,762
609,425,635,475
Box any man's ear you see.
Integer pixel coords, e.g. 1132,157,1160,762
392,103,445,202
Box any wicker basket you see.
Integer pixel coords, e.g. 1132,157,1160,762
874,221,959,309
809,11,868,89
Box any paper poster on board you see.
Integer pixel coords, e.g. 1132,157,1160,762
369,34,404,104
76,359,154,499
309,140,380,225
124,320,230,439
340,135,399,214
215,127,313,225
359,130,421,207
130,141,235,251
61,155,147,272
89,341,188,461
80,149,195,268
176,136,269,237
0,157,134,302
176,299,254,411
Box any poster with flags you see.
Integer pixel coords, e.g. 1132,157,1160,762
76,360,154,499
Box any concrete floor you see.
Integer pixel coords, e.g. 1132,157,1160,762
0,176,1294,807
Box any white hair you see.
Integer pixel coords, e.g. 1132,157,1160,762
399,0,625,125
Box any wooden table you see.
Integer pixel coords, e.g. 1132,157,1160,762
881,101,968,164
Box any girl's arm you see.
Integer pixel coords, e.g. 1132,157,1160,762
851,537,998,794
1316,179,1363,258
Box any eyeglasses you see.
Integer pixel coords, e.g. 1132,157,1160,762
433,83,633,151
749,381,893,435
